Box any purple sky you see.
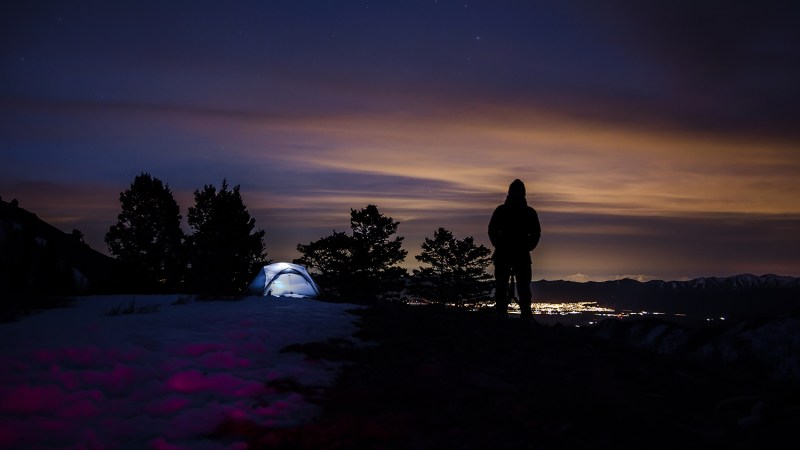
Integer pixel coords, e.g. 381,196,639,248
2,1,799,281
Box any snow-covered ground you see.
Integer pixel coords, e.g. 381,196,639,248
590,312,800,383
0,295,363,450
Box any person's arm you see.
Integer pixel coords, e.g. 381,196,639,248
488,207,501,248
527,209,541,251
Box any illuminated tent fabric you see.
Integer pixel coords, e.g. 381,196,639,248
248,262,321,298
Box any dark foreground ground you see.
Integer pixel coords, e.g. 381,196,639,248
217,304,800,450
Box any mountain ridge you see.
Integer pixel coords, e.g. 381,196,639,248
0,198,115,296
533,273,800,321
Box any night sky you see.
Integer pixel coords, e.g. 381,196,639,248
2,1,799,281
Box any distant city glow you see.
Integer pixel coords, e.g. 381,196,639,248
508,301,614,315
494,301,694,327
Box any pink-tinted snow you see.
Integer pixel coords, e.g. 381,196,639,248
0,295,361,449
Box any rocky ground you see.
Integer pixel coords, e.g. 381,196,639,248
216,303,800,449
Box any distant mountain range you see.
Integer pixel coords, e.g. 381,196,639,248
533,274,800,320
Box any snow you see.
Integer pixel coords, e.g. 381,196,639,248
0,295,364,450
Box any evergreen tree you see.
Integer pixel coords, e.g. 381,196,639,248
296,204,407,302
186,180,268,295
411,227,493,306
295,231,354,299
350,204,408,300
105,172,184,292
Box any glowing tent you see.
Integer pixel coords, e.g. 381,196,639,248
248,262,321,298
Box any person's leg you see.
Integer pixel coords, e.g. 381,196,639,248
515,263,533,319
494,261,511,316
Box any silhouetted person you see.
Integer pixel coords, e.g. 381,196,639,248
488,179,541,320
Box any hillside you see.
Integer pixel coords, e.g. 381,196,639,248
0,198,115,300
234,303,800,450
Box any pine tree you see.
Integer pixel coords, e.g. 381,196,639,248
296,204,407,302
186,180,268,295
350,204,408,300
411,227,492,306
105,172,185,292
295,231,354,299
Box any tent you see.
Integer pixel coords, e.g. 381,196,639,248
248,262,321,298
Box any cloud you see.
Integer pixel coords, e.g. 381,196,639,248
613,274,657,283
5,100,800,281
3,1,799,280
570,0,800,137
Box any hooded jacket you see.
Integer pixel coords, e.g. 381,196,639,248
488,180,541,264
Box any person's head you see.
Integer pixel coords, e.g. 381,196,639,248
508,179,526,198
